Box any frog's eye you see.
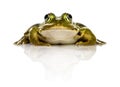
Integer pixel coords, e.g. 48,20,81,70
44,14,49,20
67,14,72,19
62,13,72,23
44,13,56,23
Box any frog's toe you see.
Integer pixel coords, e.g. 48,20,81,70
96,39,106,45
75,42,83,46
14,41,22,45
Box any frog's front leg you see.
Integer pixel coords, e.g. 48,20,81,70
29,25,50,46
75,27,106,45
75,27,97,45
14,24,51,46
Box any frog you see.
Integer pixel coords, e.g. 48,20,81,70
14,13,106,46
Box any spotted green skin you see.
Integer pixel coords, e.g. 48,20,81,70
14,13,105,46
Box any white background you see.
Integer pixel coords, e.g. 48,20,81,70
0,0,120,87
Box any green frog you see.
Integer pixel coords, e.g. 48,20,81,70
14,13,106,46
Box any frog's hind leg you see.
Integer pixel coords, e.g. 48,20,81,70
14,26,31,45
76,23,86,28
96,39,106,45
14,35,30,45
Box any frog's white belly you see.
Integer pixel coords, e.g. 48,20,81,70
41,29,78,44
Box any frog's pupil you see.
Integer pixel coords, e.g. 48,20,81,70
68,14,72,19
44,14,49,19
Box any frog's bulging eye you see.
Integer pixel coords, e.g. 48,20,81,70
62,13,72,23
44,14,49,20
44,13,56,23
68,14,72,19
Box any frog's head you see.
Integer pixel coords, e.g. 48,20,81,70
39,13,80,44
41,13,75,30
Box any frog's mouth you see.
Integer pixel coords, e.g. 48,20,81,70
41,23,77,30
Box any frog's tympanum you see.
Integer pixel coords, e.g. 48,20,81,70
14,13,106,46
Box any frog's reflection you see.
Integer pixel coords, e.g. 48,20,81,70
22,45,96,78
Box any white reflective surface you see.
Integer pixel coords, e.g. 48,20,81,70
1,44,120,87
22,45,96,78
